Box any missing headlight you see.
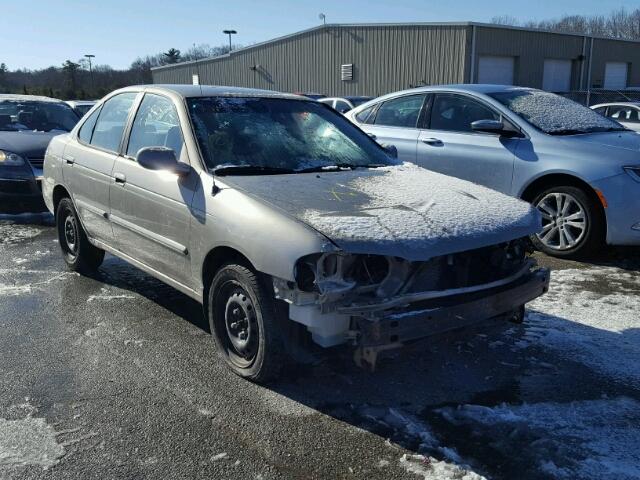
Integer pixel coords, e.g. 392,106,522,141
294,261,317,292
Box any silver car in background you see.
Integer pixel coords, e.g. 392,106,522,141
43,85,548,382
347,85,640,258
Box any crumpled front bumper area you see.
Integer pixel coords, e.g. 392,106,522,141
353,267,550,349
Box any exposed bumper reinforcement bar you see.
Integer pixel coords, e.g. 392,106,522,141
355,267,550,348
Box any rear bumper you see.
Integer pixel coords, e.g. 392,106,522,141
353,267,550,347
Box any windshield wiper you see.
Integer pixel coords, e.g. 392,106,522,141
296,163,387,173
213,165,296,176
548,129,588,136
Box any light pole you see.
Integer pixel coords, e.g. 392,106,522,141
223,30,237,52
84,54,95,94
319,13,326,25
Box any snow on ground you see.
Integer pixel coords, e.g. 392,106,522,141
436,397,640,480
521,266,640,386
0,401,64,471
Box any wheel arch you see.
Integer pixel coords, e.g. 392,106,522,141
52,184,72,218
520,173,605,211
520,172,608,243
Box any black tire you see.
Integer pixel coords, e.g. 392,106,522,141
56,197,104,273
208,263,286,383
530,185,604,259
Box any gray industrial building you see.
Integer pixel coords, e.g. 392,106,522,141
151,22,640,97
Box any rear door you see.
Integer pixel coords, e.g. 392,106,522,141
109,92,196,285
416,93,518,194
63,92,138,243
357,94,427,163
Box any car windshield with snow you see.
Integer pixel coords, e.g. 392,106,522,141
42,85,549,383
488,89,626,136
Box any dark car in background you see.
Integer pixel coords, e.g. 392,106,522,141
0,94,79,212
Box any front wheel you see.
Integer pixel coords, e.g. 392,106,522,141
208,263,286,383
530,186,604,258
56,198,104,273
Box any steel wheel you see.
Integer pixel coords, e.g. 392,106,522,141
63,214,79,257
224,289,259,363
535,192,587,251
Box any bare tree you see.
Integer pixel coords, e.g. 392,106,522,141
491,7,640,40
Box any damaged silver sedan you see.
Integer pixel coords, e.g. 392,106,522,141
43,85,549,383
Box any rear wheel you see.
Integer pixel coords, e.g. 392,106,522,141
208,263,286,383
530,186,604,258
56,197,104,273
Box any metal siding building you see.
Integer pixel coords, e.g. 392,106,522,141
152,22,640,96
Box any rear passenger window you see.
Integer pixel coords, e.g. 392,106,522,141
430,94,499,133
127,94,183,159
355,105,375,124
90,93,137,152
374,95,425,128
78,106,101,143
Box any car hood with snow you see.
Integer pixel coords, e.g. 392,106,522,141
0,130,62,158
222,163,542,260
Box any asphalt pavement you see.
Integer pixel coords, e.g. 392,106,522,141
1,213,639,480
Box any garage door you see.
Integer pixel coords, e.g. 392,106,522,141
604,62,628,90
543,59,572,92
477,56,515,85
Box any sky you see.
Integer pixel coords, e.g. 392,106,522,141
1,0,636,70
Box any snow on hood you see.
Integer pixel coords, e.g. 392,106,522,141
222,163,541,260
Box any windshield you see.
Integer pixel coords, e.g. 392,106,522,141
0,100,79,132
188,97,393,172
488,90,625,135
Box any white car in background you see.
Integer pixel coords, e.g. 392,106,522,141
591,102,640,132
66,100,97,117
318,96,374,114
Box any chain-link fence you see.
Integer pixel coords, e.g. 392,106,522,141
560,90,640,106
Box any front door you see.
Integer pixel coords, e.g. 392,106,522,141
416,93,518,194
109,93,196,285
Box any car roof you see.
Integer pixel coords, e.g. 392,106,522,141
128,84,304,100
0,94,65,103
591,101,640,108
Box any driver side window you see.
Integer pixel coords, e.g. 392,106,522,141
127,94,183,159
430,94,499,133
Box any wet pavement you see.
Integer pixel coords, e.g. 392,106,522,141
1,213,639,479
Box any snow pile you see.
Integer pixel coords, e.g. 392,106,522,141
400,454,487,480
502,90,619,133
0,224,43,245
0,402,65,471
301,163,540,259
437,397,640,479
521,266,640,386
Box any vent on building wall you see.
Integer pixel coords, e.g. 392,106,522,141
341,64,354,81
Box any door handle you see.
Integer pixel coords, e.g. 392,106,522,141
63,155,75,165
114,172,126,184
421,137,443,146
367,133,377,140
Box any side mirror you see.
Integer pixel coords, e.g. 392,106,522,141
471,119,524,138
137,147,190,177
381,143,398,159
471,119,505,134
